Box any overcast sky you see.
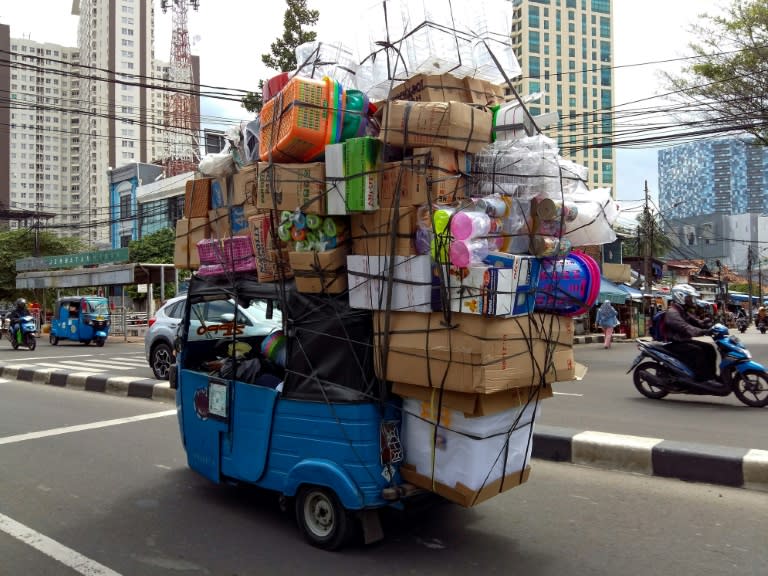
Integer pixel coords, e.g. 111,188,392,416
1,0,727,206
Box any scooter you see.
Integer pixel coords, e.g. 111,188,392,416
737,316,748,333
628,323,768,407
7,315,37,351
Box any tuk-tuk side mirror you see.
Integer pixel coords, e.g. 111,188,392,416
221,312,235,323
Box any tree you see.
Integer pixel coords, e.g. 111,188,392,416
620,211,673,259
127,228,180,301
241,0,319,113
128,227,175,263
0,229,84,304
663,0,768,145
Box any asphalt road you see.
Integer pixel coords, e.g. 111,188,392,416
0,331,766,452
541,331,768,451
1,379,766,576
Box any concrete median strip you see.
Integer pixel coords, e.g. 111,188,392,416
1,365,766,492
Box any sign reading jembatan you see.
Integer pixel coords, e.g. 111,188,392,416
15,248,130,272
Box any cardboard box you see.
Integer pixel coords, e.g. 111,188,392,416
255,162,326,213
391,381,553,417
443,255,540,318
344,137,381,212
378,161,423,208
347,255,432,312
325,143,347,215
174,217,210,269
210,177,231,209
389,74,470,103
249,213,293,282
380,100,492,154
232,163,259,206
209,205,251,238
400,465,530,508
401,397,537,494
350,208,416,256
184,178,212,218
289,246,347,293
373,311,571,393
463,77,506,106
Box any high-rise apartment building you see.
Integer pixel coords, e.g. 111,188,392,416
510,0,615,192
6,37,79,233
4,2,199,247
658,137,768,271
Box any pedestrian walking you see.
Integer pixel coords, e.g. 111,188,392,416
595,300,620,349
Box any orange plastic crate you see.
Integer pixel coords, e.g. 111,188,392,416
259,77,333,163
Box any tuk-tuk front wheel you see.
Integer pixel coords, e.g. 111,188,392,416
96,338,105,347
295,486,354,551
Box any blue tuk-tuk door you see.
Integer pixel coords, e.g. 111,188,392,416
179,371,277,484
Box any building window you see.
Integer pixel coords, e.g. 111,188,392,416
600,16,610,38
592,0,610,14
529,5,540,27
529,31,540,54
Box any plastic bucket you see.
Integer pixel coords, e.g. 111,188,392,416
534,250,600,316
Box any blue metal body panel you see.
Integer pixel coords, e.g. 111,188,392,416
176,368,399,511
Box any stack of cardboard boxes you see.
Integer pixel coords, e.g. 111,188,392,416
173,72,578,506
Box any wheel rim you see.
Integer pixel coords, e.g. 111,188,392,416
153,346,172,379
736,372,768,407
303,491,335,538
633,362,669,399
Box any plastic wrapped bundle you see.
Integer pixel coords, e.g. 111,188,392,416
563,187,621,247
294,41,360,89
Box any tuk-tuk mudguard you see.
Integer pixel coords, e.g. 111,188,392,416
283,459,365,510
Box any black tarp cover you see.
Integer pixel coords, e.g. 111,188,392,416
184,274,379,403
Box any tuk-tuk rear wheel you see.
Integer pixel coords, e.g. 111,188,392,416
96,339,105,347
295,486,354,551
50,334,58,345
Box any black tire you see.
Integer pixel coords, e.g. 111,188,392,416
26,334,36,351
633,361,670,399
11,334,18,350
151,342,174,380
96,338,105,347
733,371,768,407
50,333,59,345
81,339,91,346
295,486,354,551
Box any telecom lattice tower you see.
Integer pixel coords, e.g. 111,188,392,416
162,0,199,176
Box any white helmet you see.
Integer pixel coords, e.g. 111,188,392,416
671,283,700,306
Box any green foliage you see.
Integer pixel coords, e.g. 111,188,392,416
128,227,174,263
0,229,84,303
663,0,768,145
620,211,673,258
240,0,319,113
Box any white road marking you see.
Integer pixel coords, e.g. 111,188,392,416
554,391,583,397
0,512,122,576
59,361,133,371
35,363,104,373
0,410,176,446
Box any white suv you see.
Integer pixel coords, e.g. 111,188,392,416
144,294,281,379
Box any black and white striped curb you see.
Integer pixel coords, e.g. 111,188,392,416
573,333,630,345
3,365,767,492
0,365,173,402
534,425,768,492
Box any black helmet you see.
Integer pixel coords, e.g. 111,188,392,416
15,298,26,309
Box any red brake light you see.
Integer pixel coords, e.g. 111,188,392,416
148,318,156,327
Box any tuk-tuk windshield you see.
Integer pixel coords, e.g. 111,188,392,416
85,299,110,316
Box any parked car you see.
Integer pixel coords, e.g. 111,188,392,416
144,294,282,380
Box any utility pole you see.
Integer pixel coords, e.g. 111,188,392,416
643,181,652,299
748,244,754,323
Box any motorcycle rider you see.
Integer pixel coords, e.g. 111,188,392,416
664,284,717,382
8,298,30,343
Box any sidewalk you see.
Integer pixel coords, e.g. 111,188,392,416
1,361,765,493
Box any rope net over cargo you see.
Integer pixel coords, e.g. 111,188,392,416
175,0,619,507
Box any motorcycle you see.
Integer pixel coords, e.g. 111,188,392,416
736,316,748,333
628,323,768,407
758,319,767,334
6,314,37,351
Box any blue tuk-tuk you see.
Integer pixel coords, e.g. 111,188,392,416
49,296,111,347
171,274,409,549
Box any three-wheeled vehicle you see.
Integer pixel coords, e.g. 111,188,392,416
50,296,111,347
172,274,408,549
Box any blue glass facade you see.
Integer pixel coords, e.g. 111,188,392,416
658,137,768,219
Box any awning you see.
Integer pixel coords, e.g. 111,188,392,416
599,278,629,305
617,284,643,301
